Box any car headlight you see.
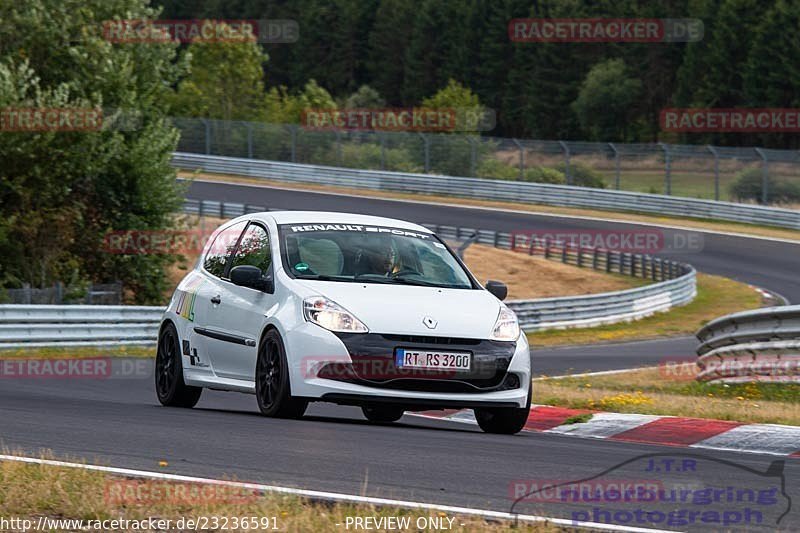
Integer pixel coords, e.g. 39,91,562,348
490,307,520,341
303,296,368,333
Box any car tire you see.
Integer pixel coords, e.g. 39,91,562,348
473,386,531,435
361,405,404,423
155,322,202,408
256,329,308,419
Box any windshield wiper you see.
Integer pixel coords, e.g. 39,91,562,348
294,274,358,283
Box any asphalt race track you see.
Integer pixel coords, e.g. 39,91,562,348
2,179,799,531
2,374,798,531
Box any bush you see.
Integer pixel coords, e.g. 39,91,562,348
523,166,566,184
729,168,800,204
317,142,421,173
555,162,607,188
476,159,567,184
476,159,520,180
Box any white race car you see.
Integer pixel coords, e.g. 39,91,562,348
155,211,531,434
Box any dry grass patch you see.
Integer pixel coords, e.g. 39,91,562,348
182,171,800,243
0,455,567,532
464,244,643,300
535,367,800,425
527,273,763,347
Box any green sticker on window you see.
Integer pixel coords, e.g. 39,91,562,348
294,262,309,272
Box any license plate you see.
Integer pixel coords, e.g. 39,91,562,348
395,349,471,371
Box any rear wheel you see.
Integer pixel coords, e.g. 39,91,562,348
474,386,531,435
361,405,404,423
256,330,308,418
155,322,202,408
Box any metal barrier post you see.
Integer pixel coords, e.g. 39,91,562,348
659,142,671,195
559,141,572,185
247,123,253,159
707,145,720,201
513,138,524,180
755,148,769,204
290,125,298,163
379,132,386,170
468,137,477,177
419,133,430,173
202,119,211,155
609,142,620,189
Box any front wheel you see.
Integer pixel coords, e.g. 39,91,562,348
256,330,308,419
474,387,531,435
155,322,202,408
361,405,404,423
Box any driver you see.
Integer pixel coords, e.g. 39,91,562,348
359,238,400,276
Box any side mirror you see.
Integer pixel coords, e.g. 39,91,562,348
485,280,508,301
230,265,274,293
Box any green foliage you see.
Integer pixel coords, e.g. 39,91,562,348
477,159,567,184
555,162,607,189
421,79,486,133
263,79,337,123
729,168,800,204
523,166,567,184
317,142,421,173
168,29,268,121
477,159,521,180
0,0,184,303
344,85,385,109
572,59,641,142
152,0,800,147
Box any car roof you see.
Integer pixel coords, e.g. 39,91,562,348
249,211,433,233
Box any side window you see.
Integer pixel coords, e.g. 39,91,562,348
203,221,247,278
230,223,272,272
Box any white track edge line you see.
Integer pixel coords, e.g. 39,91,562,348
189,177,800,246
0,454,680,533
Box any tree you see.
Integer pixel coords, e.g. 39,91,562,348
366,0,416,104
421,79,486,132
262,79,337,123
344,85,385,109
168,26,268,120
0,0,184,303
572,59,641,141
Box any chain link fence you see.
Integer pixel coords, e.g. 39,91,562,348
2,283,122,305
171,117,800,206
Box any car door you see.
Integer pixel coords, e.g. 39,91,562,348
191,220,248,379
204,221,276,382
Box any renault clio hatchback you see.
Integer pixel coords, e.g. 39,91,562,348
155,211,531,434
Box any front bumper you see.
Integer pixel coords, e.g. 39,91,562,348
286,323,531,408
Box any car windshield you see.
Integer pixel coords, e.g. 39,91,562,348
278,223,474,289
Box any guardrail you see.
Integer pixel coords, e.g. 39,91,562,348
695,306,800,383
0,305,162,349
173,152,800,230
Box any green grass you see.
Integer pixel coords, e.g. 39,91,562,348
0,345,154,359
535,368,799,425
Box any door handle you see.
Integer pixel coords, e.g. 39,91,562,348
210,294,221,305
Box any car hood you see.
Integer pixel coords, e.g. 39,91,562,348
298,281,503,338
